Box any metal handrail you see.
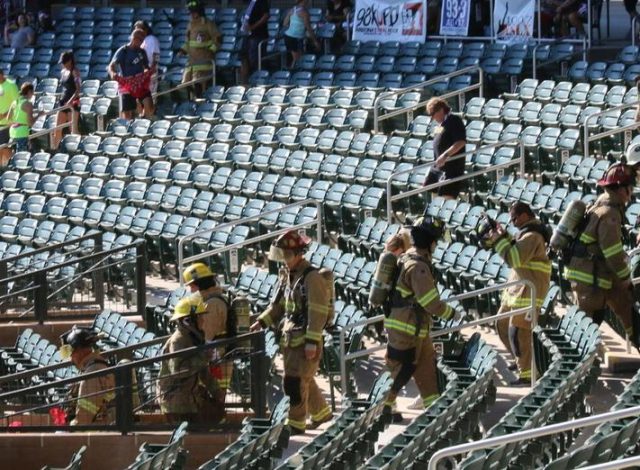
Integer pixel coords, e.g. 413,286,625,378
386,138,526,221
532,37,588,80
582,456,640,470
633,16,638,48
428,405,640,469
373,65,484,133
177,198,323,284
153,67,217,98
583,101,640,157
0,101,75,150
0,334,169,386
339,280,537,399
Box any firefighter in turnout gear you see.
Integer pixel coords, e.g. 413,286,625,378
156,297,223,425
59,326,115,425
565,163,637,341
383,217,454,421
484,202,551,385
251,230,333,435
183,263,232,402
179,0,221,98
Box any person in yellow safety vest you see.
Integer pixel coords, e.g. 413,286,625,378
183,262,232,402
179,0,221,99
565,163,639,346
59,326,115,425
251,230,333,435
0,69,19,166
156,297,224,425
383,217,454,422
485,202,551,386
8,82,40,152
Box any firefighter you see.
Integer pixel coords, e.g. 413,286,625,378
156,297,223,425
250,230,332,435
383,217,454,421
565,163,638,343
59,326,115,425
183,262,232,401
483,202,551,385
179,0,221,99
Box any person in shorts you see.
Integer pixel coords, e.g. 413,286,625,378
239,0,270,84
8,82,40,152
283,0,321,69
135,21,160,101
108,30,154,120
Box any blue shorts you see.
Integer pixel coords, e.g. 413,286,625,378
10,137,28,151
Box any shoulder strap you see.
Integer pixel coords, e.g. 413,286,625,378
520,223,551,245
298,266,317,318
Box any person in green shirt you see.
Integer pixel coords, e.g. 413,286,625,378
8,82,40,152
0,69,19,165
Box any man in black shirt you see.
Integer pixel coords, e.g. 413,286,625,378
240,0,270,84
426,97,467,200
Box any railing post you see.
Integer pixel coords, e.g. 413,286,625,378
33,271,48,324
136,242,147,318
519,141,526,177
114,364,134,435
0,260,7,303
250,332,268,418
93,232,105,310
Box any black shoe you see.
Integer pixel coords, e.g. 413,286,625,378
507,362,518,371
289,425,305,436
509,377,529,386
382,404,404,423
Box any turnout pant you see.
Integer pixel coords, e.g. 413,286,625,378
282,345,331,432
385,337,439,408
497,305,533,380
571,281,633,332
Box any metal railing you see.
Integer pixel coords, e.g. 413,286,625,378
177,199,323,285
0,230,103,283
532,37,588,80
373,66,484,133
0,238,146,322
428,404,640,469
583,456,640,470
0,331,269,433
633,16,638,48
339,280,537,398
153,66,217,97
0,333,168,388
583,101,640,157
386,138,526,221
0,102,75,151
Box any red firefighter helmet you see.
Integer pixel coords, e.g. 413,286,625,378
268,230,311,261
597,163,636,188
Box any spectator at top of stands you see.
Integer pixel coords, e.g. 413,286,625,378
134,21,160,99
53,51,81,149
239,0,270,85
283,0,321,69
554,0,587,37
425,97,467,200
35,10,54,34
326,0,351,53
0,69,19,166
4,13,35,49
108,29,154,121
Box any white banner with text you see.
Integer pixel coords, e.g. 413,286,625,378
353,0,427,42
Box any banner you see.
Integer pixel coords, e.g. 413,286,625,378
439,0,470,36
352,0,427,43
493,0,534,42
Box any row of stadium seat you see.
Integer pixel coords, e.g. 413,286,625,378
198,398,289,470
363,333,497,469
545,367,640,468
279,373,393,469
459,308,600,468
